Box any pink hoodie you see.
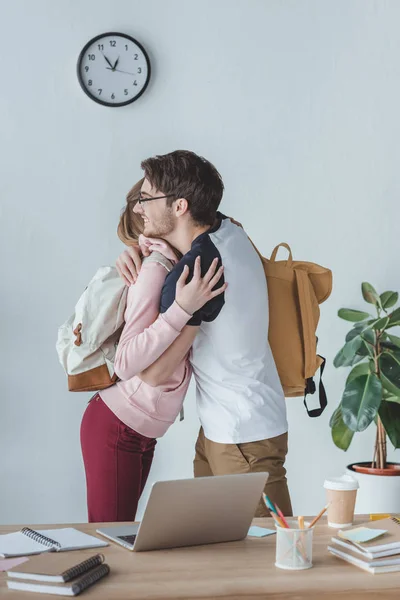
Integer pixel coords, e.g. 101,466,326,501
100,238,192,438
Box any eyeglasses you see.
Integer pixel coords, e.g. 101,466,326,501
137,194,175,206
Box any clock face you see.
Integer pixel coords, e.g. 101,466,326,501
77,32,151,107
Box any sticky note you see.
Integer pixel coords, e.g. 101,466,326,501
0,556,29,572
247,526,276,538
338,527,387,543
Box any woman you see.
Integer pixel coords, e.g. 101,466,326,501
80,180,226,522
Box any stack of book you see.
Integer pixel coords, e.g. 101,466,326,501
6,552,110,596
328,517,400,574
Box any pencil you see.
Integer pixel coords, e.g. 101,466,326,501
275,504,290,529
308,503,330,528
298,516,305,529
263,494,277,515
263,495,286,528
269,510,286,529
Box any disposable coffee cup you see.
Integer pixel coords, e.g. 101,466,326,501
324,474,359,528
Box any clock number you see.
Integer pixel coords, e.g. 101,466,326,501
110,40,116,47
88,54,95,60
85,66,89,72
138,67,142,74
88,80,92,86
98,44,104,51
134,54,138,60
133,80,138,86
111,93,115,99
98,89,102,95
125,44,128,51
124,89,128,95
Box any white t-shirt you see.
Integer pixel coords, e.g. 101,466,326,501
160,214,288,444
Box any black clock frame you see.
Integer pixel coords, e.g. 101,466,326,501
76,32,151,107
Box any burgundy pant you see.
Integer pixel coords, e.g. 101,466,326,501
80,394,156,523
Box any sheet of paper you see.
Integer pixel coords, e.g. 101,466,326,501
338,526,387,543
247,526,276,538
0,532,46,557
0,556,29,571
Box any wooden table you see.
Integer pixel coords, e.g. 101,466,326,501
1,517,399,599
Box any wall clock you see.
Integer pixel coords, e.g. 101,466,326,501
77,32,151,107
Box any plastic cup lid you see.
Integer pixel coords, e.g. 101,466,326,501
323,474,359,491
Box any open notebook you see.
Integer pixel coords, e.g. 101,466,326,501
0,528,108,558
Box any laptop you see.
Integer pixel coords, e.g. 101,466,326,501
97,472,268,552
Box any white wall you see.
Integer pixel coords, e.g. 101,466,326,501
1,0,400,524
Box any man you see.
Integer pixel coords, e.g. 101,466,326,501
116,150,292,516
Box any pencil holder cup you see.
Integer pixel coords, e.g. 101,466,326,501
275,521,314,570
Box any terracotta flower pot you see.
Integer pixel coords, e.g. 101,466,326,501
351,462,400,477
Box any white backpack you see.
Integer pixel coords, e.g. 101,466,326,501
56,253,173,392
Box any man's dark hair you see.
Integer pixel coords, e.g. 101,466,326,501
141,150,224,226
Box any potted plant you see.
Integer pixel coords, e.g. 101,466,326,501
330,282,400,513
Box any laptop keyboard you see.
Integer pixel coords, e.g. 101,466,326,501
117,534,137,546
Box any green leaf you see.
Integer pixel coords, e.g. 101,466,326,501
346,324,364,342
373,316,391,331
387,333,400,348
341,373,382,432
380,291,399,310
334,337,364,368
380,341,400,352
357,341,374,358
338,308,371,322
346,362,371,385
384,394,400,405
362,282,381,307
379,401,400,449
330,405,355,451
362,328,376,345
380,353,400,398
386,307,400,328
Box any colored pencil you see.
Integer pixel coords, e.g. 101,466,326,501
263,495,285,527
308,503,330,528
274,504,290,529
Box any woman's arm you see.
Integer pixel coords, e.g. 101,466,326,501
139,325,199,387
114,261,192,381
115,253,226,381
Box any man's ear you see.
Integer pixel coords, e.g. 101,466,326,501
174,197,189,218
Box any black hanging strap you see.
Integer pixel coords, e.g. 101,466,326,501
303,356,327,418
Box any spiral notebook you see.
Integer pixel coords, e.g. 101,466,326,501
328,544,400,574
0,527,108,558
7,563,110,596
7,552,105,582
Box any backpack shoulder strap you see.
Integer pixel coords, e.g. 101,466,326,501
294,268,316,381
143,252,174,272
295,268,327,417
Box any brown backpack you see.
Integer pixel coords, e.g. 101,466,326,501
252,241,332,417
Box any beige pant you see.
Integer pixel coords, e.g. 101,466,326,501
194,428,292,517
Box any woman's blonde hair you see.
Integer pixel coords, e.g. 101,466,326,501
117,179,145,246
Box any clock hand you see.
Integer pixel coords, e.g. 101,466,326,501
102,53,114,69
106,67,137,76
113,56,120,70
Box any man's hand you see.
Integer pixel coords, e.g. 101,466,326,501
116,246,143,286
175,257,227,315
